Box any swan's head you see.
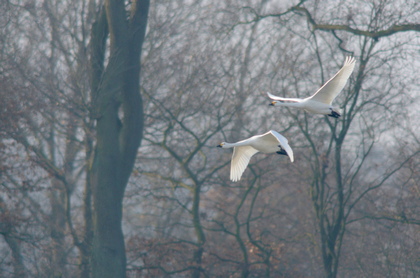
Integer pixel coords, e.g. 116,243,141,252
217,142,226,148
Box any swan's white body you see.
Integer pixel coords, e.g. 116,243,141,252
218,130,294,182
268,56,356,118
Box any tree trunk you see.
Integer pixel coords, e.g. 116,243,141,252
3,234,26,278
89,1,150,277
191,183,206,278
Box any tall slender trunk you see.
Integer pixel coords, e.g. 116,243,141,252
191,183,206,278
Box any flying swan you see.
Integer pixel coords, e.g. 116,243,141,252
267,56,356,118
217,130,294,182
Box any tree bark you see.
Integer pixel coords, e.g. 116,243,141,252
89,1,150,277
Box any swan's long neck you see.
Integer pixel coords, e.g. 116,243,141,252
223,141,249,148
275,101,304,108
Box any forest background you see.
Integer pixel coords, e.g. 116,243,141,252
1,0,420,277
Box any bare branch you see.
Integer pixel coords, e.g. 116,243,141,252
292,6,420,40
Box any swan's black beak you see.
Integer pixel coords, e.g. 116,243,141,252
269,101,276,106
217,144,222,148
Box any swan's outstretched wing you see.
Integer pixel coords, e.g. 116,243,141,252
310,56,356,104
230,146,259,182
269,130,294,162
267,92,302,103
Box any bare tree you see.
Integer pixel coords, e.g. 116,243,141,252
1,0,149,277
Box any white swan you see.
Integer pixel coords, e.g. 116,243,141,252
268,56,356,118
217,130,294,182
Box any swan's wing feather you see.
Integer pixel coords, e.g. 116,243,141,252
253,131,284,146
230,146,259,182
267,92,301,103
269,130,294,162
310,56,356,104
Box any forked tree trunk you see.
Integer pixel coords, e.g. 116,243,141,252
89,1,150,277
